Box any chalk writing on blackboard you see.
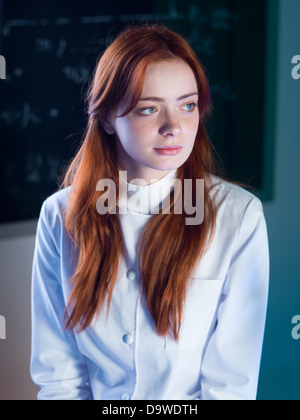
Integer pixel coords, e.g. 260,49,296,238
62,64,91,85
26,153,61,184
0,103,42,129
2,6,239,37
0,4,240,129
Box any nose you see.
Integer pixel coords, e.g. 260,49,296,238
159,113,182,137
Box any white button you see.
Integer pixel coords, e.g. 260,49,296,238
121,393,130,400
126,270,137,280
122,333,133,344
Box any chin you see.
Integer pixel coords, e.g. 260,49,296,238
153,164,180,172
158,160,186,171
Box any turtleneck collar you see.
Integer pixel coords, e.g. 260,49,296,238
118,169,178,215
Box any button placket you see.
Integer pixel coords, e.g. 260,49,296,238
116,265,140,400
126,269,137,281
122,333,133,345
122,270,136,345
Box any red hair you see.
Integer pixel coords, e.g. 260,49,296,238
61,24,218,340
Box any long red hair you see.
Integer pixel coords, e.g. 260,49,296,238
61,24,219,340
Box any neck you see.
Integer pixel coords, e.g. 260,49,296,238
121,169,174,186
118,169,178,215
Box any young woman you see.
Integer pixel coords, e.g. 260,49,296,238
30,24,269,400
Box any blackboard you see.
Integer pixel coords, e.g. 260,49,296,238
0,0,277,224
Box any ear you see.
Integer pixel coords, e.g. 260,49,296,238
101,117,115,135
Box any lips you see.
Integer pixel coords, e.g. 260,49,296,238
154,146,183,156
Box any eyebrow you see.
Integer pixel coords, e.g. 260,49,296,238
138,92,199,102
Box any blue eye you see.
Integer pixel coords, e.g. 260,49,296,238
182,103,197,112
140,106,157,115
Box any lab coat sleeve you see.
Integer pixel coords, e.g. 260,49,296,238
200,196,269,400
30,200,93,400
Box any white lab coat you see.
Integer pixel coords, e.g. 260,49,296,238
30,172,269,400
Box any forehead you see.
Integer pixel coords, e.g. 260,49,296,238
141,60,198,98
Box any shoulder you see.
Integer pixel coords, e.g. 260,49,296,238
39,186,72,231
195,175,268,279
42,186,72,212
207,174,264,222
206,174,267,251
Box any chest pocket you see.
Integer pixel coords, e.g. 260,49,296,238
168,278,224,351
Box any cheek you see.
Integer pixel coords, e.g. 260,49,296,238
126,124,154,153
114,122,134,149
117,119,148,144
191,114,200,131
130,118,154,136
115,121,152,158
184,116,199,141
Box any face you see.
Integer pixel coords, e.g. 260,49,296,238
105,59,200,184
